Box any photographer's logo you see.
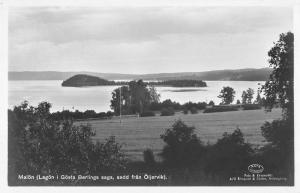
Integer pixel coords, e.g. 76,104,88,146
248,164,264,174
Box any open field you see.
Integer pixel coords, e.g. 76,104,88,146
77,108,282,161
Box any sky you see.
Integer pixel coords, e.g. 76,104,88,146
9,6,293,74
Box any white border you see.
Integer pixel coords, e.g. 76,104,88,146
1,0,299,193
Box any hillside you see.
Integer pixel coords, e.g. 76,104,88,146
61,74,114,87
9,68,272,81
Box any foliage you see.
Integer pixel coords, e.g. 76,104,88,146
241,88,254,104
208,100,215,106
160,107,175,116
242,104,262,110
190,107,198,114
254,92,263,105
149,100,207,112
259,32,294,180
218,86,235,104
261,119,293,149
182,108,189,114
204,128,253,177
160,99,181,110
152,79,207,87
184,101,206,110
160,120,205,167
143,149,156,166
203,106,238,113
148,85,161,103
140,111,156,117
51,109,114,120
110,80,160,115
8,101,126,184
261,32,294,119
236,99,241,104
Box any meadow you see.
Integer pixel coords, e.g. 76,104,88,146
77,108,282,161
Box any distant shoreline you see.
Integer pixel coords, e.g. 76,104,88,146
8,68,272,81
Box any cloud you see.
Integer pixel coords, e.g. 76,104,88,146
10,7,292,44
8,7,293,73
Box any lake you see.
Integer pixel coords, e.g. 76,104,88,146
8,80,265,112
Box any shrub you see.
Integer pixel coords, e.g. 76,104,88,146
190,107,198,114
8,102,126,185
182,108,189,114
160,107,175,116
203,106,238,113
160,120,205,168
140,111,155,117
242,104,262,110
197,102,207,110
208,100,215,106
204,128,253,177
143,149,156,166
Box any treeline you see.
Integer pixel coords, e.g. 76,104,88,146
149,79,207,87
51,109,114,120
149,99,207,111
49,99,266,121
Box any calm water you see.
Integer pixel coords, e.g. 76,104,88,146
8,80,264,112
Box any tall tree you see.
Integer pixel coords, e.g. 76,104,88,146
260,32,294,179
218,86,235,105
110,80,160,115
262,32,294,119
241,88,254,104
254,91,262,105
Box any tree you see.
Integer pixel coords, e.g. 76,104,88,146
241,88,254,104
218,87,235,105
208,100,215,106
204,128,253,177
254,92,262,105
160,120,205,168
261,32,294,119
8,102,126,185
148,85,161,103
110,86,130,115
110,80,160,115
260,32,294,179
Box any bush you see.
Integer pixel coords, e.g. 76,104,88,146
140,111,155,117
242,104,262,110
204,128,253,177
160,107,175,116
8,102,126,185
143,149,156,166
208,100,215,106
197,102,207,110
190,107,198,114
182,108,189,114
160,120,205,168
203,106,238,113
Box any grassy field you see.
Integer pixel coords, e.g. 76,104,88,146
77,108,282,161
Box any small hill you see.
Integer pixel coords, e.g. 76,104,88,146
61,74,113,87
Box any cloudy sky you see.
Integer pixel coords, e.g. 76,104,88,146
9,7,293,74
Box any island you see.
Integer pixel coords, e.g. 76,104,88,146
150,80,207,87
61,74,115,87
62,74,207,87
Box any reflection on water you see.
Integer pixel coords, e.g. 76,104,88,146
9,80,264,112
